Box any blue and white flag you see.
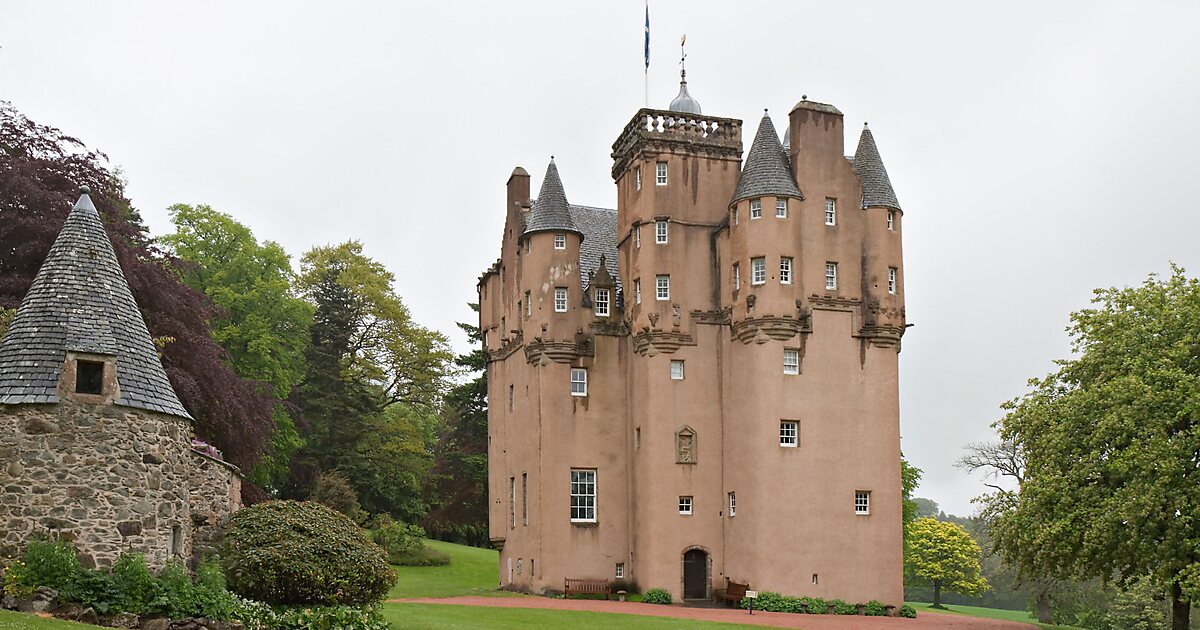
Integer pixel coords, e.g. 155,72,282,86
644,3,650,70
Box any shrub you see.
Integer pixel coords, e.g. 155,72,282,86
388,547,450,567
898,604,917,618
642,588,672,605
221,500,396,606
608,579,638,594
67,569,121,614
800,597,828,614
269,603,389,630
110,553,161,615
21,538,81,592
2,559,34,599
369,514,444,565
865,600,888,616
155,560,199,618
309,471,368,524
829,598,857,615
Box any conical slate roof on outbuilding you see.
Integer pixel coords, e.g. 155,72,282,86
0,188,192,419
852,123,901,211
731,112,803,205
523,159,582,237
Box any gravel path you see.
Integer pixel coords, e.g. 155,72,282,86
389,596,1038,629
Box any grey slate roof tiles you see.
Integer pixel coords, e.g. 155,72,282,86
852,124,902,211
731,113,803,205
570,205,620,292
0,190,192,420
523,160,582,236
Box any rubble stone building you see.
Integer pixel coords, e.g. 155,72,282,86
0,188,241,570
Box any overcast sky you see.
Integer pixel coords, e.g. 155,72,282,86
4,1,1199,516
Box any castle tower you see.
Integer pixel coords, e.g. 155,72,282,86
0,188,195,569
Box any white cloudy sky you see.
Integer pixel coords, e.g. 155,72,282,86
3,1,1199,515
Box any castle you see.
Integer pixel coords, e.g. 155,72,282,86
479,71,907,604
0,188,241,570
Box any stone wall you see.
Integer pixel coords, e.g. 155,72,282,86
0,402,192,570
186,450,241,562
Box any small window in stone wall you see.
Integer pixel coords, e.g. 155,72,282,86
75,360,105,395
169,524,182,557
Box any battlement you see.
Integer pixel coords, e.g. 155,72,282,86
611,108,743,180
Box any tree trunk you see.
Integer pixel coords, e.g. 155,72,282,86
1171,582,1190,630
1036,587,1052,624
933,581,942,608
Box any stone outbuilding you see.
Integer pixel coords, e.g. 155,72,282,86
0,187,241,569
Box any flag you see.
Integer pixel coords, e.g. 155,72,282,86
644,4,650,71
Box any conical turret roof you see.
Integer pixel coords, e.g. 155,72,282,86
852,124,901,211
731,112,803,205
524,159,582,236
0,188,192,419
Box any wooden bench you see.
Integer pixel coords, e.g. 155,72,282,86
722,579,749,606
564,578,612,599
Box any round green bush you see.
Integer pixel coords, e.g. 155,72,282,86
642,587,672,605
898,604,917,618
220,500,396,606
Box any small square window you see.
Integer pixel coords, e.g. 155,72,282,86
825,198,837,225
679,496,693,515
616,562,625,578
635,167,642,191
780,420,798,447
728,492,736,517
732,263,740,290
751,257,766,285
825,262,838,290
750,199,762,219
554,234,566,250
855,491,870,515
594,288,610,317
783,349,800,375
887,210,895,231
555,287,568,312
656,275,670,301
888,267,897,294
776,199,788,218
656,161,668,186
670,360,684,380
655,220,668,244
780,257,792,285
634,278,642,304
571,368,588,397
75,360,104,395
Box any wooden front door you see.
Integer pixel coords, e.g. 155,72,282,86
683,549,708,599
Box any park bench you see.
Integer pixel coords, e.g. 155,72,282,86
722,578,749,606
564,578,612,599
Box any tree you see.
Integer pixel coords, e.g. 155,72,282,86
901,455,923,531
905,516,989,607
992,266,1200,630
0,102,274,470
161,204,313,489
0,307,12,338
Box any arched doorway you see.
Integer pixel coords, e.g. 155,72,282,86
682,548,709,600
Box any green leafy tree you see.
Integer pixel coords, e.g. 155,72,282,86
162,204,313,489
0,307,12,338
901,455,923,531
905,516,989,608
992,266,1200,630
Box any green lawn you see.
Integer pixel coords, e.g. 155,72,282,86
388,539,515,600
381,603,751,629
0,610,103,629
906,601,1080,630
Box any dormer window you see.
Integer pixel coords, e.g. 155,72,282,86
750,199,762,219
75,360,105,395
554,234,566,250
594,288,610,317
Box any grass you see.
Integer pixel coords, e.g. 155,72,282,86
381,603,753,629
0,610,103,629
388,538,517,600
907,601,1081,630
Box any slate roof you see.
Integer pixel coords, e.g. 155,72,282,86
731,113,803,205
0,189,192,419
570,205,620,291
523,160,582,236
852,124,901,211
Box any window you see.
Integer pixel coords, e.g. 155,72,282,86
524,239,530,254
783,349,800,375
751,257,766,285
731,208,738,225
655,220,668,244
615,563,624,578
75,360,104,395
656,161,668,185
509,477,516,528
670,360,684,380
812,574,819,585
888,267,897,294
728,492,736,517
554,233,566,250
594,288,610,317
634,427,641,449
825,262,838,290
570,368,588,396
635,166,642,191
887,210,895,230
555,287,568,312
570,469,596,522
634,278,642,304
733,263,740,290
825,198,837,225
656,275,670,301
679,496,693,515
522,473,528,525
776,199,788,218
635,225,641,248
780,420,798,447
524,291,532,316
508,384,514,411
780,257,793,284
169,525,182,557
855,491,871,515
750,199,762,219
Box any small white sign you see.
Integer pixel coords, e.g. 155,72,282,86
745,590,758,598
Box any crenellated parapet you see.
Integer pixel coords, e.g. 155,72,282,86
611,108,743,181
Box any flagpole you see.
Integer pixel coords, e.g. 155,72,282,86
644,0,649,108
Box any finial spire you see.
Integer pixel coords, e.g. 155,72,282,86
667,35,701,114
